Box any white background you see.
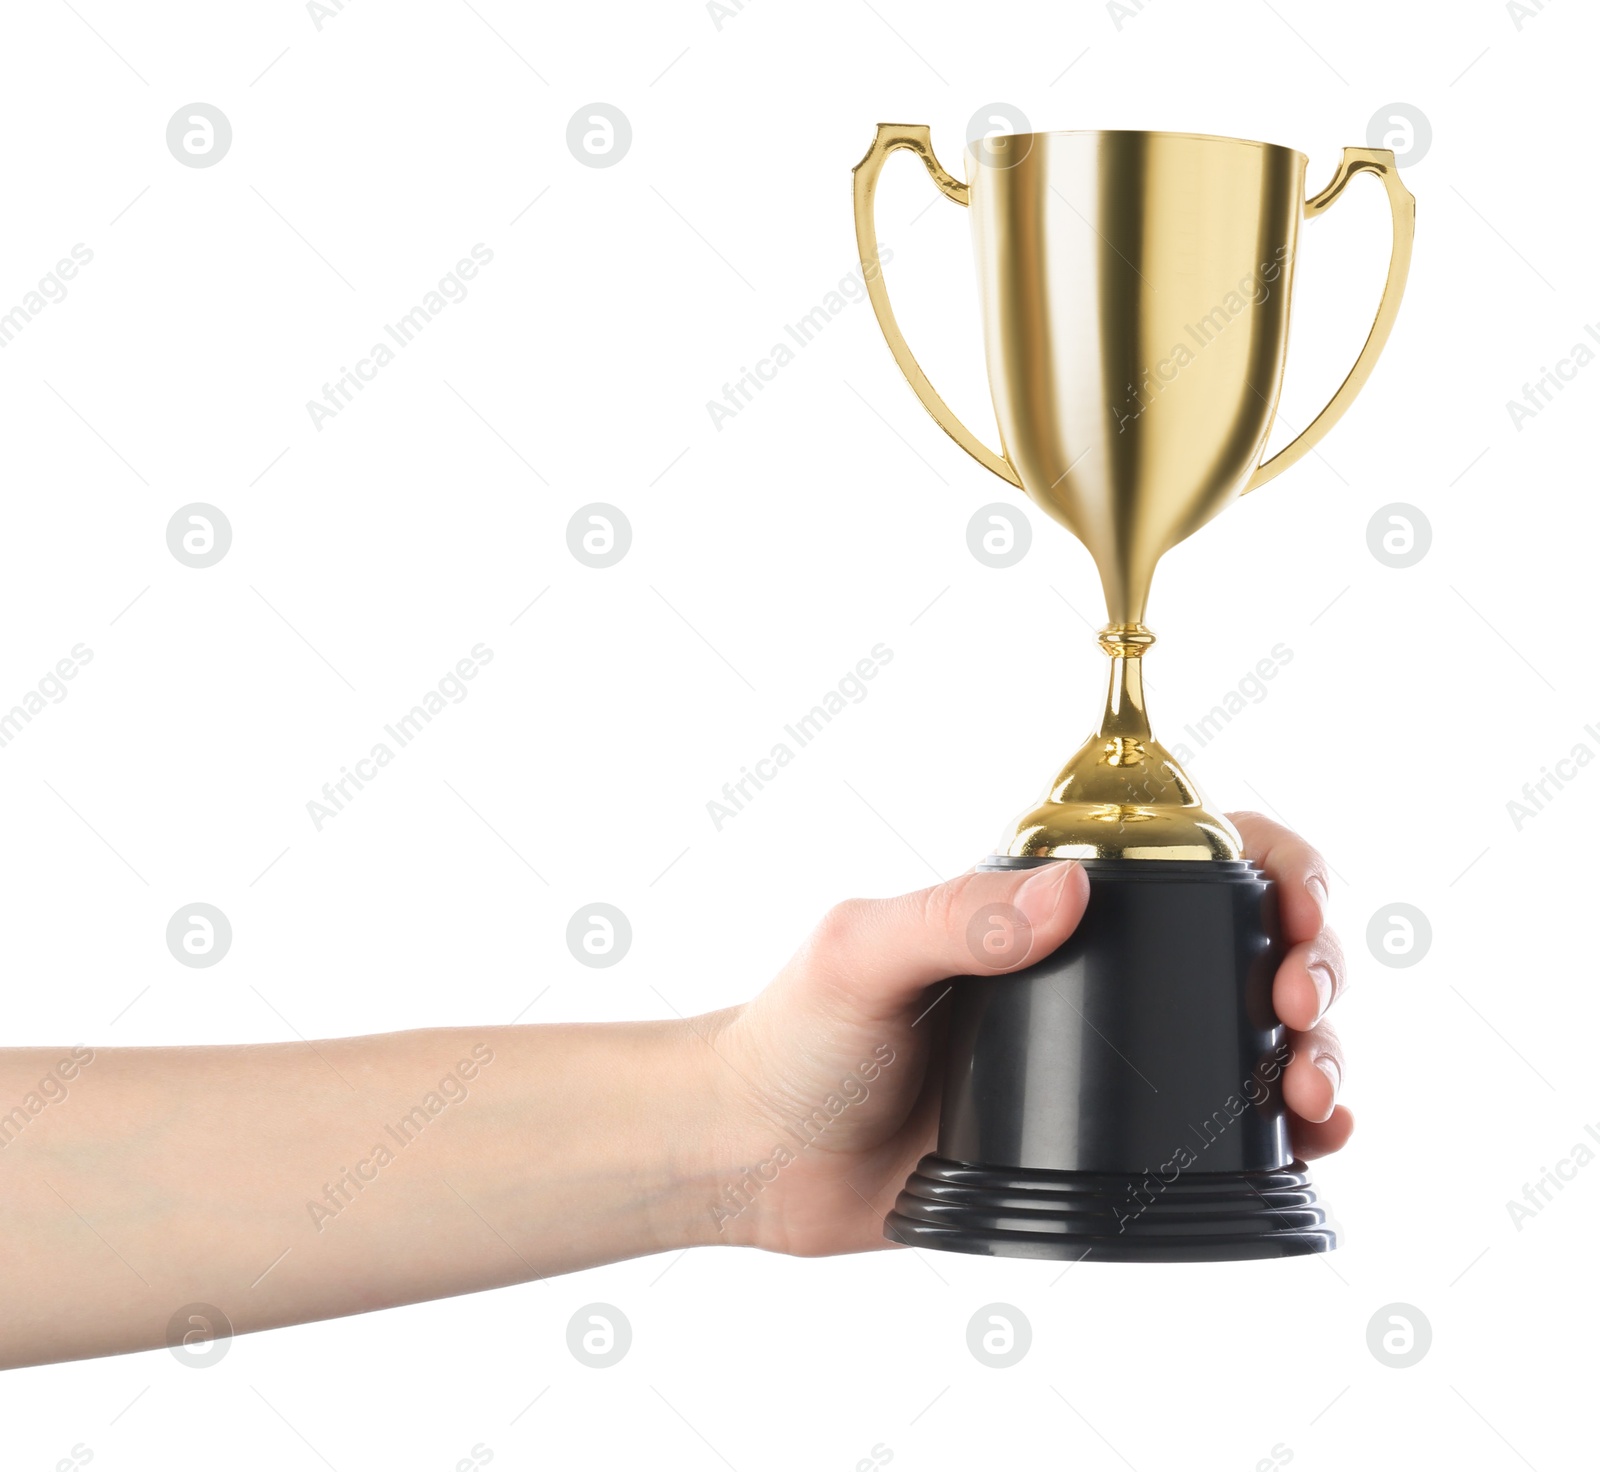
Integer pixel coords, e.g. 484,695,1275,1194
0,0,1594,1467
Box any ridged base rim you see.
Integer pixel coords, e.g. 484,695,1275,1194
885,1155,1336,1262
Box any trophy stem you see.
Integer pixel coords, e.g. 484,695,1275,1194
1095,622,1155,749
1002,619,1241,860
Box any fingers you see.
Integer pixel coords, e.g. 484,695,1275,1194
1290,1105,1354,1161
1283,1017,1351,1159
797,862,1090,1018
1235,813,1354,1162
1281,1020,1344,1125
1272,930,1349,1031
1229,811,1331,946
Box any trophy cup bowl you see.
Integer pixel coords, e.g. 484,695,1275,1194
852,126,1413,1260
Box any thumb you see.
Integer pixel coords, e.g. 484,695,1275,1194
796,861,1089,1018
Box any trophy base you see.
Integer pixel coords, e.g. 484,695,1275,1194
888,856,1336,1263
885,1155,1335,1262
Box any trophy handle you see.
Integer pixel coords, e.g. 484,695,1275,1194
1244,146,1416,494
852,124,1022,488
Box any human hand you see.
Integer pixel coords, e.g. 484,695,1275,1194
700,814,1350,1256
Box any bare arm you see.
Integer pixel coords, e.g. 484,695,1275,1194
0,1024,725,1368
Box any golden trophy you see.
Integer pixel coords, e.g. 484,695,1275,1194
853,125,1413,1259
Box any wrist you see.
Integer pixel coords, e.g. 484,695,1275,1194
636,1010,763,1252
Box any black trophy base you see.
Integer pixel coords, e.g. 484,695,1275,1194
885,1156,1335,1262
887,857,1336,1263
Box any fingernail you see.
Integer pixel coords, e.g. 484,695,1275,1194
1305,873,1329,916
1017,861,1079,929
1307,961,1336,1018
1315,1054,1342,1097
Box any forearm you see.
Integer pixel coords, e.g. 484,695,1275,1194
0,1023,731,1368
